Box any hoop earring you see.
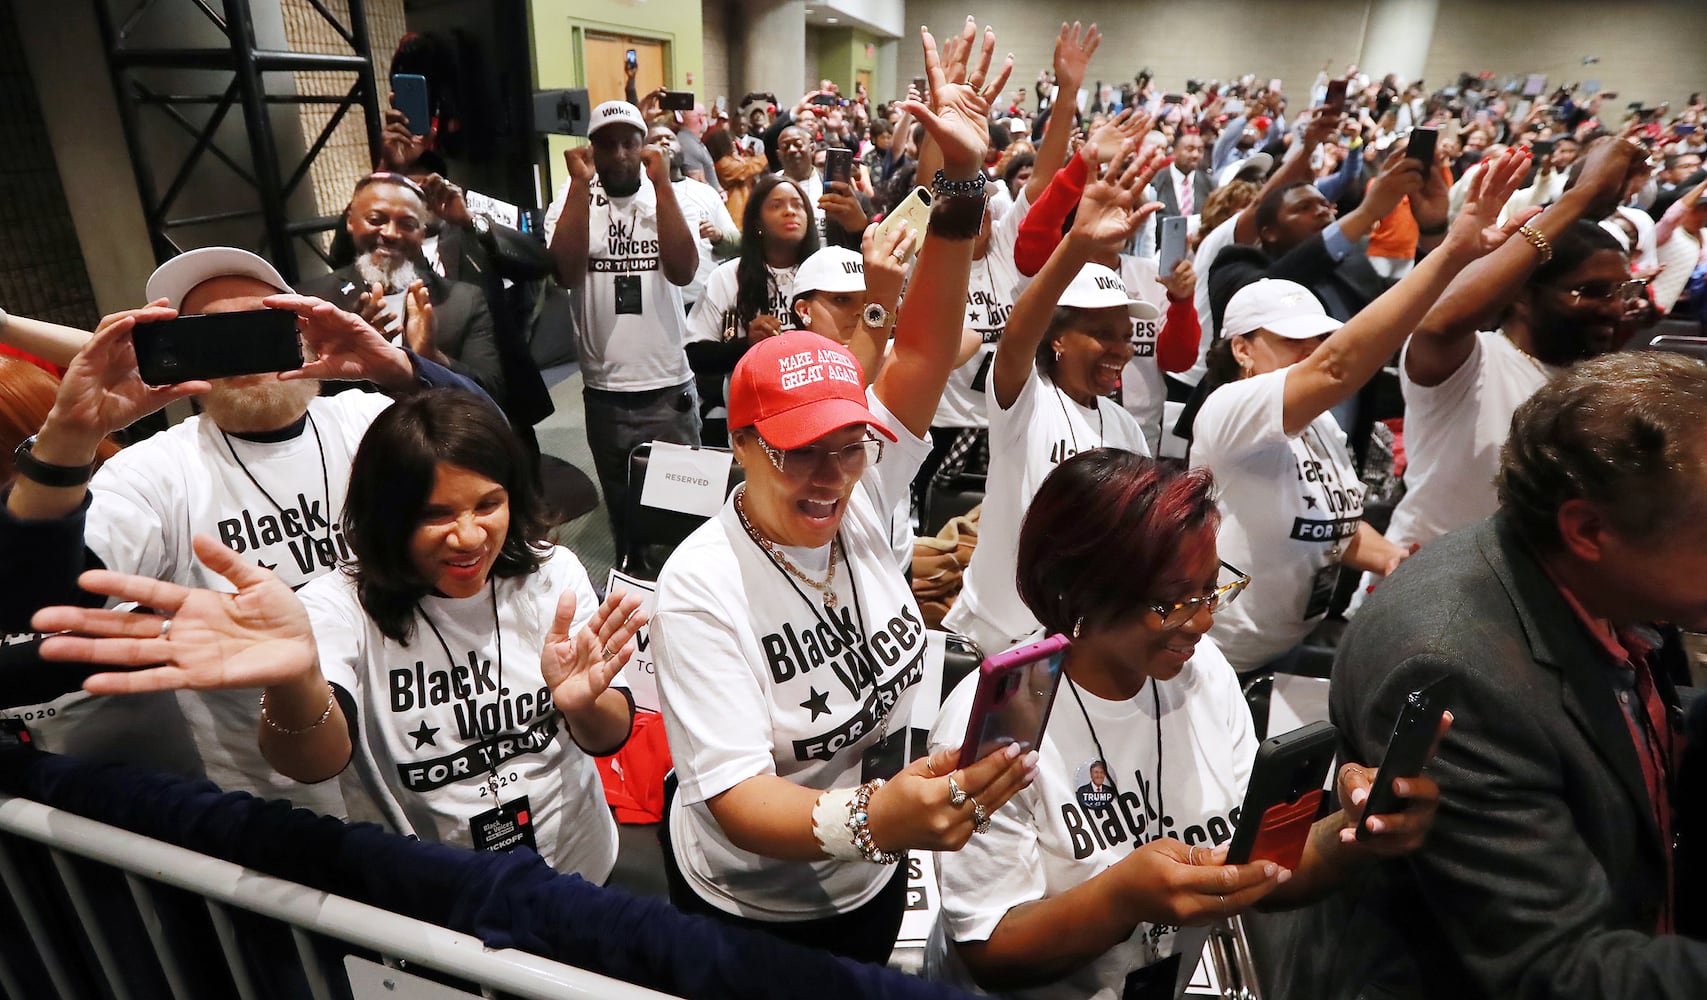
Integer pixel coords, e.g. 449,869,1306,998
1053,346,1063,362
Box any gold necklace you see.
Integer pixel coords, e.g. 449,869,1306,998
734,486,839,608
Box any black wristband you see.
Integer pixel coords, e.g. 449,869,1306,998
1417,219,1448,236
13,436,94,488
931,169,989,199
927,195,985,240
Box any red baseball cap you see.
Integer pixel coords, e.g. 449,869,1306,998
727,331,897,450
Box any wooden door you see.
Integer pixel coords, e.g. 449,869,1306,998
584,34,667,108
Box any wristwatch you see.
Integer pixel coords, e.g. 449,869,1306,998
469,213,493,240
861,302,891,330
13,435,96,488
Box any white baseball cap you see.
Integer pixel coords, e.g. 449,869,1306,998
145,247,291,310
1222,279,1343,340
1057,263,1161,321
588,100,647,138
792,246,866,297
1217,151,1274,188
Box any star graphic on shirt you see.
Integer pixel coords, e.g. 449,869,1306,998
800,687,832,722
257,558,278,571
1302,495,1319,509
408,720,441,748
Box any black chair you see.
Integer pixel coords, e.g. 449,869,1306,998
618,443,745,578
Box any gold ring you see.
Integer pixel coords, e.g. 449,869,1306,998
892,247,908,261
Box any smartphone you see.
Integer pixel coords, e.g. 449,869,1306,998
1356,677,1456,841
390,73,431,137
132,309,302,385
956,634,1069,770
1678,124,1700,136
1268,78,1283,95
1437,118,1461,148
660,90,695,112
1532,137,1557,158
873,186,933,259
1162,93,1184,106
1158,215,1189,274
1323,78,1348,115
824,146,853,187
811,93,841,107
625,49,638,71
912,76,928,97
1406,126,1439,165
1225,721,1338,870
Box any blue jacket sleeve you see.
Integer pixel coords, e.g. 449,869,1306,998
0,492,103,632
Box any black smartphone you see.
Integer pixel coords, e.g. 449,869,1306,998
1162,93,1184,105
1324,78,1348,115
390,73,431,137
810,93,840,108
912,76,928,97
660,90,695,112
1533,137,1557,159
1406,126,1439,165
1357,677,1456,841
1226,721,1338,870
133,309,302,385
625,48,638,71
824,146,853,186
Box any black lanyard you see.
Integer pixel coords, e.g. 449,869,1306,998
1067,672,1166,843
1052,379,1105,455
220,410,333,558
416,579,508,796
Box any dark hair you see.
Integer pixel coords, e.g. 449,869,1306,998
1034,306,1085,378
704,127,735,162
1253,181,1310,235
870,118,892,140
1498,352,1707,551
736,176,820,331
1001,152,1036,188
1017,450,1220,635
342,390,551,642
1529,220,1626,288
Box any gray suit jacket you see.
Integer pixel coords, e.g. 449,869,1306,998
1274,515,1706,1000
1151,165,1212,221
296,264,506,404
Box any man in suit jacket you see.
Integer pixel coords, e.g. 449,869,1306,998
1150,131,1213,229
1275,352,1707,999
297,173,506,405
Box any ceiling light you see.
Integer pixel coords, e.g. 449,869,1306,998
826,16,838,22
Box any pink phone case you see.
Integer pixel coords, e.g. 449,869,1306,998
957,634,1070,770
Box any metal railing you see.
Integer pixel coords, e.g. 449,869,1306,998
0,792,679,1000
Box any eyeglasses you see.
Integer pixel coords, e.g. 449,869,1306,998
757,433,883,480
1146,561,1251,630
1559,278,1649,306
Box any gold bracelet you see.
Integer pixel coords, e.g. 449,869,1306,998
1517,225,1553,264
260,683,336,736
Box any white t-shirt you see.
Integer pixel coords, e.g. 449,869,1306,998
1117,254,1175,454
652,392,931,920
935,190,1031,429
945,371,1150,655
673,177,738,308
1180,213,1245,386
926,640,1255,1000
1192,369,1364,672
84,389,393,814
1384,330,1561,550
296,547,619,880
576,175,693,392
685,259,799,345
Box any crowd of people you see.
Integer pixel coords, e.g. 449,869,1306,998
3,13,1707,999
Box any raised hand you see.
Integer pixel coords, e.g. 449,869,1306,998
1569,135,1647,218
381,100,434,173
1085,108,1153,162
564,146,597,188
355,281,398,333
1441,146,1536,260
817,180,870,232
899,17,1015,179
33,534,318,696
539,589,647,714
401,281,443,364
1363,151,1427,220
45,301,211,449
1072,140,1168,253
642,145,671,187
420,173,472,228
1159,258,1197,301
262,293,413,386
1051,21,1101,91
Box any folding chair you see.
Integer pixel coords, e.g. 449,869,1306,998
617,443,745,579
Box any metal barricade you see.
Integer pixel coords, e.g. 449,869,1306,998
0,792,679,1000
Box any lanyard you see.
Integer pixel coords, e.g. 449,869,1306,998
416,579,508,798
1066,673,1166,844
220,411,332,564
1052,379,1105,455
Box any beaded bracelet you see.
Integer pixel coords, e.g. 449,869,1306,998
847,779,904,865
1516,224,1554,264
811,786,866,862
930,168,990,200
260,683,336,736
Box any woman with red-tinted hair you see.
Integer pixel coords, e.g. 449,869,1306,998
925,448,1444,998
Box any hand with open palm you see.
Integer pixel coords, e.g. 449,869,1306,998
1442,146,1538,261
539,589,647,714
33,533,318,696
1071,140,1169,255
898,17,1014,180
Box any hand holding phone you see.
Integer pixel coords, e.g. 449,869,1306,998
132,309,303,385
390,73,431,137
1323,78,1348,115
660,90,695,112
1225,721,1338,870
956,634,1069,770
825,146,854,186
873,187,933,259
1354,678,1455,841
1406,126,1439,166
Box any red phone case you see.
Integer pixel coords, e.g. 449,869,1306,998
1245,789,1323,871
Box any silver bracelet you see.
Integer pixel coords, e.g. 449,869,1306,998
259,683,336,736
847,779,904,865
812,786,866,862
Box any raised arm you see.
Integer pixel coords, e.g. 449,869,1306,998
844,219,913,383
1405,136,1645,387
0,311,92,368
547,148,596,288
647,148,699,287
872,17,1014,438
1234,107,1342,244
1025,22,1098,203
991,141,1166,408
1276,147,1531,436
